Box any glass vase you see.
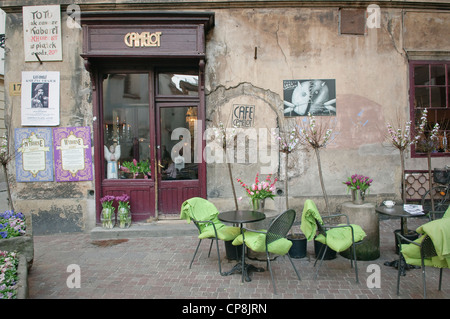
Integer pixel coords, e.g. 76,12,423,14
118,207,132,228
101,207,115,229
251,198,265,212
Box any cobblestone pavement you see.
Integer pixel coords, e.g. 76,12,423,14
28,217,448,300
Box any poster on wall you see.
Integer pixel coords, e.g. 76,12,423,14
15,128,54,182
21,71,60,126
283,79,336,117
53,126,93,182
23,5,62,62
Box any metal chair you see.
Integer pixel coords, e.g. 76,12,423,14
180,198,240,276
240,209,301,294
396,233,444,298
313,214,364,283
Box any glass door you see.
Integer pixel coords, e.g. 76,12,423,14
156,70,204,215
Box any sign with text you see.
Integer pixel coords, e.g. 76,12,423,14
21,71,60,126
232,104,255,127
53,127,93,182
15,128,54,182
23,5,62,62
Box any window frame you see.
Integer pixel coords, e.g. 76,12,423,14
409,60,450,158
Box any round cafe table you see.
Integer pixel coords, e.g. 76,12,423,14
218,210,266,282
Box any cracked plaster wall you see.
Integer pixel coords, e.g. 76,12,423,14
205,8,450,212
4,12,95,234
1,4,449,232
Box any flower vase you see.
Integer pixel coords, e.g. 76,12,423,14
101,207,115,229
118,207,132,228
351,189,365,205
252,198,265,212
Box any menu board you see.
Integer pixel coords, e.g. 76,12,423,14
53,126,93,182
15,128,54,182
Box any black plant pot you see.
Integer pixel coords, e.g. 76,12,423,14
314,240,337,260
224,240,243,260
287,234,307,259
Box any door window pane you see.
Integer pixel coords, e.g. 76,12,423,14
160,106,198,180
158,72,198,96
103,74,151,179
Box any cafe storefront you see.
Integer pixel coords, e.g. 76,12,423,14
81,12,213,221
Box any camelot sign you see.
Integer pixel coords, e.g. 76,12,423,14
124,31,162,47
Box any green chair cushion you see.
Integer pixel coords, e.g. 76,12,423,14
180,197,240,241
402,216,450,268
300,199,323,241
199,225,241,241
232,230,293,256
315,224,366,253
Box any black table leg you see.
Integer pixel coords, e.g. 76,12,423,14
223,262,265,282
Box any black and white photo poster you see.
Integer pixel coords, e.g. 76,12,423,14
283,79,336,116
21,71,60,126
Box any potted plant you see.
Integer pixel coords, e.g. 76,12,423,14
0,210,33,270
236,173,278,260
116,193,131,228
120,159,151,179
236,173,277,211
343,174,373,205
100,195,115,229
297,113,337,259
0,250,19,299
274,125,307,258
385,110,427,236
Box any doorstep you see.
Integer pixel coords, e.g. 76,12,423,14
90,219,197,240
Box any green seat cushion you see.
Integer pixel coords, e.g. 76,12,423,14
199,225,241,241
180,197,240,241
232,230,293,256
315,224,366,253
402,216,450,268
300,199,323,241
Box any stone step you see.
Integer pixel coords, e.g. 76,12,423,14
90,220,197,240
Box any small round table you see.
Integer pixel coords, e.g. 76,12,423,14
218,210,266,282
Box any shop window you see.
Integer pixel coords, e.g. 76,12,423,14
157,71,198,96
410,61,450,156
102,73,151,179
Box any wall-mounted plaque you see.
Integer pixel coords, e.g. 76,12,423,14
15,127,54,182
53,126,93,182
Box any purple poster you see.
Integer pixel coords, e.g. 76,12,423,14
53,126,93,182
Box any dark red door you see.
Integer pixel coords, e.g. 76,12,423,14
98,69,206,221
156,103,205,215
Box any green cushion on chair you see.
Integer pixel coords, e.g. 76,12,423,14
232,230,293,256
315,224,366,253
300,199,323,241
180,197,241,241
199,225,241,241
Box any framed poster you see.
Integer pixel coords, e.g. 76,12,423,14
21,71,60,126
23,5,62,62
283,79,336,116
53,126,93,182
15,128,54,182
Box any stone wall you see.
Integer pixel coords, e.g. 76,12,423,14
0,1,449,232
